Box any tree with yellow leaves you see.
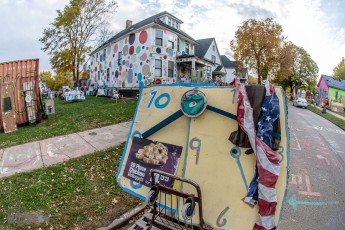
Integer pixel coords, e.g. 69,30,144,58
230,18,284,84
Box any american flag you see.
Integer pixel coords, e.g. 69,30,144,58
232,79,280,230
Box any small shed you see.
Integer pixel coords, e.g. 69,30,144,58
0,59,41,133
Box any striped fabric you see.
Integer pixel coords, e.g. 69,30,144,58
232,79,280,230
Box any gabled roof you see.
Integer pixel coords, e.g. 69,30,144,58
195,38,214,58
91,11,197,55
220,55,237,68
319,74,345,91
214,65,224,71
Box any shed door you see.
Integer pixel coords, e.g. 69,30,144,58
1,76,17,133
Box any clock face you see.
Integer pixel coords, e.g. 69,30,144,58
25,94,32,103
116,84,289,229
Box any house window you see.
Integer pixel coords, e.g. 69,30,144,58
155,59,162,77
155,30,163,46
168,40,174,49
335,91,339,101
96,53,99,60
207,66,211,77
107,68,110,82
172,20,175,28
168,18,171,26
177,38,180,52
103,49,106,58
212,45,215,51
186,42,190,54
168,61,174,78
98,71,100,80
118,51,122,65
211,55,216,63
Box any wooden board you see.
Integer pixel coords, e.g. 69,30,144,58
117,84,289,229
23,81,37,123
0,76,17,133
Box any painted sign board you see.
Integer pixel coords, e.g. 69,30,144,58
116,84,289,229
0,77,17,133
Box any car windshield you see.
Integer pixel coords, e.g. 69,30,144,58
297,98,306,102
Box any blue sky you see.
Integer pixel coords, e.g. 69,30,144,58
0,0,344,76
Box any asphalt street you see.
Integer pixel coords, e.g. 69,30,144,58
278,104,345,230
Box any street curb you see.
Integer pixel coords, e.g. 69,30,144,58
96,203,146,230
307,106,345,131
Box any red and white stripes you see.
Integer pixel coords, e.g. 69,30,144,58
232,79,280,230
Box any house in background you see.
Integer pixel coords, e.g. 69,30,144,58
220,55,248,84
317,74,345,108
89,11,226,92
194,38,226,82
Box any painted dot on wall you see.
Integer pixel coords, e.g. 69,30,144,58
146,60,150,63
142,64,150,75
130,55,136,63
139,81,145,88
136,46,141,54
128,69,133,83
139,30,148,44
115,70,119,78
163,55,167,59
125,38,128,44
149,45,154,52
114,44,118,53
95,67,97,71
142,46,145,49
169,49,173,57
113,54,115,57
100,54,103,62
123,45,129,55
122,60,126,65
126,60,130,67
140,53,147,61
109,61,112,68
129,46,135,55
122,71,128,81
113,61,118,70
107,47,111,55
138,73,143,81
119,65,122,72
129,33,135,45
99,63,102,70
156,47,161,54
140,62,143,66
130,63,133,68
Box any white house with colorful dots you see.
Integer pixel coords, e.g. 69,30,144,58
89,11,226,90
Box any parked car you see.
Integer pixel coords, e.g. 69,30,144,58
293,97,308,109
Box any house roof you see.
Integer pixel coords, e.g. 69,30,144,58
214,65,224,72
91,11,197,55
195,38,214,58
320,74,345,91
220,55,237,68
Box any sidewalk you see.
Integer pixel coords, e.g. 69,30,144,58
312,104,345,121
0,121,131,178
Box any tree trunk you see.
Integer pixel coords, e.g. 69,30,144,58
257,62,261,84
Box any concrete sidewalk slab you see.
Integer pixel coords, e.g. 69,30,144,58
0,122,131,179
40,133,97,166
78,124,129,151
0,142,43,178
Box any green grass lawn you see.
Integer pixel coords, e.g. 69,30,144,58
0,96,137,149
308,106,345,130
0,145,141,229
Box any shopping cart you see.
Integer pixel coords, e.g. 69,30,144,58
129,169,211,230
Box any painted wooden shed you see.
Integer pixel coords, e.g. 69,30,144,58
0,59,41,133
